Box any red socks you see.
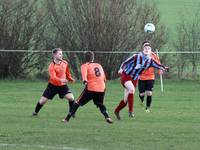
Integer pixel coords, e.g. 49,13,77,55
115,100,127,113
115,93,134,113
128,94,134,113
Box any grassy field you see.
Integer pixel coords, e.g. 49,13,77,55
0,79,200,150
149,0,200,48
154,0,200,26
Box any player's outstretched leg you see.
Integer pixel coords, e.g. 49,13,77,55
32,102,43,116
68,100,76,118
32,96,48,116
139,94,145,108
145,91,152,112
114,100,127,120
127,93,135,118
146,95,152,112
65,93,76,118
62,102,79,123
98,104,113,124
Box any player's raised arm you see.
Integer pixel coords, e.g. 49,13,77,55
150,58,168,71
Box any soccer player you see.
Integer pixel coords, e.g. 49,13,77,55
114,41,168,120
138,49,162,112
62,51,113,124
32,48,76,117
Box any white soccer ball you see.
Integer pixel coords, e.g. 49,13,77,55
144,23,155,33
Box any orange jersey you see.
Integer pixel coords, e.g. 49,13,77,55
48,60,74,86
139,52,161,80
81,62,106,92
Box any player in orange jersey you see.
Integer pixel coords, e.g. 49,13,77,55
62,51,113,124
138,47,162,112
32,48,76,118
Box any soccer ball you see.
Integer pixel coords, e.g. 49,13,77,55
144,23,155,33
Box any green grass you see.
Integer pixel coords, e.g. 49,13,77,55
0,79,200,150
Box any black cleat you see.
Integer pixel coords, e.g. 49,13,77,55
32,112,38,116
114,111,121,120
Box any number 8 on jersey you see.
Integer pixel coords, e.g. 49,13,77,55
81,63,106,92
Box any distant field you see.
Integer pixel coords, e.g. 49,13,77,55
0,79,200,150
149,0,200,48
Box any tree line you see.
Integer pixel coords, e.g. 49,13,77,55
0,0,199,80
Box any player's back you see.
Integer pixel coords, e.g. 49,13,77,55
81,62,106,92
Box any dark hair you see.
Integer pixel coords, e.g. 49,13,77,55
84,51,94,62
142,40,151,47
52,48,62,54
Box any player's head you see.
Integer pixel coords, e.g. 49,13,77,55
52,48,63,61
84,51,94,62
142,40,151,56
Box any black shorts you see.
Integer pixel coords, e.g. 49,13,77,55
42,83,72,100
138,80,154,93
76,88,105,107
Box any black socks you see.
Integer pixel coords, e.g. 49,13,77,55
65,103,79,121
99,104,109,118
146,96,152,108
68,100,75,112
139,95,145,103
34,102,43,113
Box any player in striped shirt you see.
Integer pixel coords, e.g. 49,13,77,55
114,41,168,120
62,51,113,124
32,48,76,118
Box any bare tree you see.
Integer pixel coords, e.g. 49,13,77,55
174,14,189,79
0,0,47,78
46,0,167,79
187,11,200,79
174,10,200,79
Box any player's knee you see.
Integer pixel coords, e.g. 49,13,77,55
39,96,48,105
40,101,46,105
123,99,128,103
128,89,135,94
65,94,74,101
68,97,74,101
146,91,152,96
140,93,145,96
124,81,135,94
